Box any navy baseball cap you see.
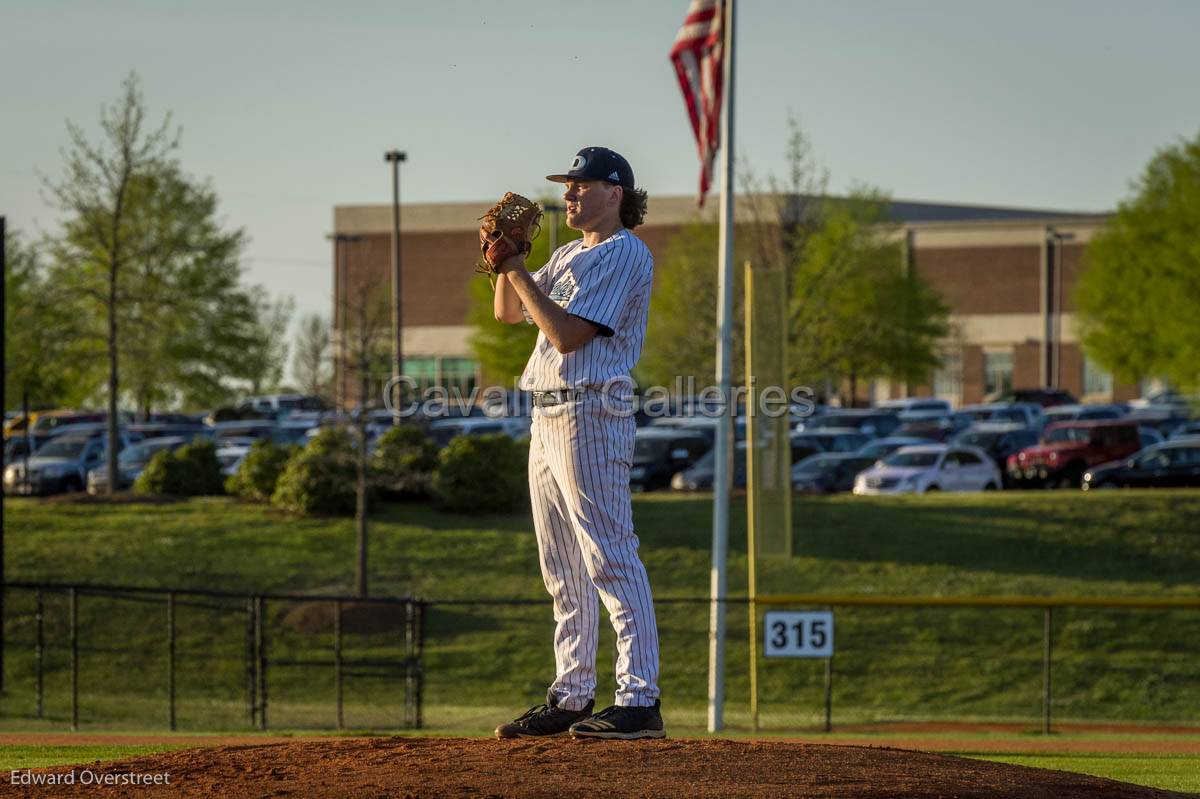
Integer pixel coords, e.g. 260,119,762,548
546,146,635,190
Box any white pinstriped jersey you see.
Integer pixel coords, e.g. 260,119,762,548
519,229,654,393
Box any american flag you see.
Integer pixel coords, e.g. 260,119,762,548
670,0,725,206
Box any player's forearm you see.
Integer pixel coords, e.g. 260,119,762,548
493,272,525,324
503,267,594,354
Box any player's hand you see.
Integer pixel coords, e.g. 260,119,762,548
495,254,526,275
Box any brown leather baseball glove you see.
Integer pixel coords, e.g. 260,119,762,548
477,192,542,285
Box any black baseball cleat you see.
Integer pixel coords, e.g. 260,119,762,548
568,699,665,740
495,694,595,739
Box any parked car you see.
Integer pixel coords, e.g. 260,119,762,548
1006,420,1142,489
211,420,278,444
855,436,937,461
1139,426,1166,449
630,429,712,492
87,436,191,494
648,416,747,447
1082,440,1200,490
669,432,817,492
1126,406,1191,440
274,420,320,447
239,394,329,419
789,428,872,454
127,422,209,442
950,419,1036,463
1128,389,1200,413
427,416,530,449
3,409,54,440
797,410,900,438
994,388,1077,408
1040,404,1125,427
959,402,1044,429
136,412,200,426
26,409,110,437
670,441,749,491
853,444,1002,495
3,432,131,495
875,398,952,414
894,411,974,442
892,424,951,443
1168,420,1200,441
217,444,252,478
3,435,35,466
204,406,276,424
791,453,878,494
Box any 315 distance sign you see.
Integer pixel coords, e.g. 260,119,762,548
763,611,834,658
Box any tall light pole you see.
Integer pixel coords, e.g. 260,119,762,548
1046,228,1075,389
328,233,362,412
543,201,564,253
328,231,370,594
384,150,407,421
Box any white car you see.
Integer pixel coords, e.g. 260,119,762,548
875,398,952,414
853,444,1002,495
428,416,531,449
217,445,251,478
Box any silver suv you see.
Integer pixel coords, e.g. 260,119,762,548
4,432,131,495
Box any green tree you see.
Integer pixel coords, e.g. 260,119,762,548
4,229,99,410
292,312,333,401
644,122,949,402
467,208,580,384
1076,131,1200,390
241,291,294,395
640,119,823,391
789,189,949,400
43,73,180,492
639,217,747,389
44,73,294,432
108,166,287,414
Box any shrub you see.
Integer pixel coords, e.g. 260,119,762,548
432,433,529,513
373,425,438,499
226,439,296,501
271,426,359,515
133,440,224,497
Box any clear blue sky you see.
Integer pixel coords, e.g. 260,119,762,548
4,0,1199,348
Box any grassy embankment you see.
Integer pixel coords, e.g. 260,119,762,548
3,491,1198,734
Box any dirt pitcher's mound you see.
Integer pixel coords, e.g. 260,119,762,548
11,737,1191,799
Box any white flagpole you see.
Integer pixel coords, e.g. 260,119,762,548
707,0,736,734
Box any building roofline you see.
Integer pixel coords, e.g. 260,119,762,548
334,194,1111,235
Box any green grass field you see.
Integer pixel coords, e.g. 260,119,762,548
961,752,1200,794
3,490,1199,785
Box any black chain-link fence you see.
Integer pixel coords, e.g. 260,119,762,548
3,583,1198,732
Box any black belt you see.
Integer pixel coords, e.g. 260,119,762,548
531,388,583,407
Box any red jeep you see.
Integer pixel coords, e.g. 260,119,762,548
1007,420,1141,489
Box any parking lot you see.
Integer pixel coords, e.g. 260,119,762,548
5,388,1199,499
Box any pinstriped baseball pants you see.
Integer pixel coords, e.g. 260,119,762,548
528,396,661,710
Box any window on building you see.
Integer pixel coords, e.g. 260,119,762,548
404,357,438,396
933,347,963,405
440,357,479,398
984,351,1013,398
1082,355,1113,397
398,356,480,398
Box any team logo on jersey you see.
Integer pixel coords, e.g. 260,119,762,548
549,274,577,304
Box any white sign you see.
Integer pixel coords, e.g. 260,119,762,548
764,611,834,658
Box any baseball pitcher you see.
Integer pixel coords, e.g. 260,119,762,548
483,146,664,740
